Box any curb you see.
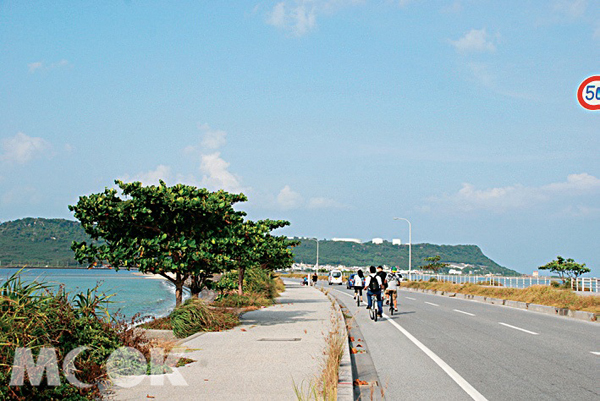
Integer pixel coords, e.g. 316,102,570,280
325,292,354,401
400,287,598,322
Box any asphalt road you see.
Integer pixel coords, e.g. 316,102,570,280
318,282,600,401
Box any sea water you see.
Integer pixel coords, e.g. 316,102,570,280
0,268,188,321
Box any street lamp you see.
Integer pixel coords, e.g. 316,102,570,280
393,217,411,281
306,237,319,286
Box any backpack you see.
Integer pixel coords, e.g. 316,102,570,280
368,274,380,291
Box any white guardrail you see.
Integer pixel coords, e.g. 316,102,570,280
406,273,599,293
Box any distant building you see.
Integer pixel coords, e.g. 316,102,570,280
371,238,384,244
448,269,463,275
332,238,361,244
392,238,402,245
532,270,539,277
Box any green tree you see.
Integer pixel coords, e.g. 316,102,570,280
539,256,590,284
69,180,246,306
422,255,448,273
228,219,297,295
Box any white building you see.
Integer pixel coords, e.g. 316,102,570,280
332,238,361,244
392,238,402,245
372,238,384,244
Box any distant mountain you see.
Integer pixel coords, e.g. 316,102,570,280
0,218,90,267
0,218,519,275
291,238,520,276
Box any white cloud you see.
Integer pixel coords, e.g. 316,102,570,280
1,132,52,164
27,59,70,73
450,28,497,53
273,185,348,210
28,62,43,73
425,173,600,214
199,123,227,150
307,197,347,209
120,165,173,185
200,152,245,193
552,0,587,19
265,0,363,36
277,185,304,209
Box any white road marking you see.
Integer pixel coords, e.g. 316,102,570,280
405,297,416,300
498,322,539,335
384,313,488,401
425,302,439,307
591,352,600,356
330,288,488,401
454,309,475,317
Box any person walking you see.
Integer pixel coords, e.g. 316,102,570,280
312,272,318,286
364,265,383,317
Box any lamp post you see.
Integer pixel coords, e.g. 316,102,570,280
306,237,319,286
393,217,411,281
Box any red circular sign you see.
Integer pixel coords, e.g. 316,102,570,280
577,76,600,111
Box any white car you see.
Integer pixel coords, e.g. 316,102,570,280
328,270,344,285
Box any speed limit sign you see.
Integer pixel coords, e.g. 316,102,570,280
577,76,600,111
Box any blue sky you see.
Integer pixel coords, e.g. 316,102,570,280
1,1,599,276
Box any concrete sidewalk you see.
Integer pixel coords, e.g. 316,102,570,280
111,281,334,401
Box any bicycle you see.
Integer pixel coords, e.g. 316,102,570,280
388,291,395,316
369,293,379,321
356,292,361,307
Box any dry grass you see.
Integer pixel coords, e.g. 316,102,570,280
294,292,345,400
402,281,600,314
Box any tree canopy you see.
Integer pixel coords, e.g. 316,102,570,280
69,180,249,306
539,256,590,284
422,255,449,273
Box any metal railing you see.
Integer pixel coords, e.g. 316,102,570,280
571,277,600,293
407,273,599,293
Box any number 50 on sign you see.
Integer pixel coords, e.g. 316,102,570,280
577,76,600,111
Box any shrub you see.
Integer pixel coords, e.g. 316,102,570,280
0,270,150,400
170,299,238,338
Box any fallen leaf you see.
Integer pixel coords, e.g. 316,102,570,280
240,329,246,332
204,379,209,381
146,396,155,399
353,380,369,386
304,329,307,334
350,336,355,342
357,344,363,348
350,348,358,354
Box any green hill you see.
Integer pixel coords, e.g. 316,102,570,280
0,218,90,267
292,238,519,276
0,218,518,275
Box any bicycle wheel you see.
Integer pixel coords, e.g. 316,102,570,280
356,293,361,307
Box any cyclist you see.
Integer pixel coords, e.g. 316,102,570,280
385,267,402,312
353,269,364,302
364,265,383,318
376,265,388,303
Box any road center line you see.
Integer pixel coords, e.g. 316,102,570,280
425,301,439,307
383,313,488,401
591,352,600,356
405,297,416,300
498,322,539,335
454,309,475,316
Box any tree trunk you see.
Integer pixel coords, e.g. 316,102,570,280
238,267,245,295
175,272,183,307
